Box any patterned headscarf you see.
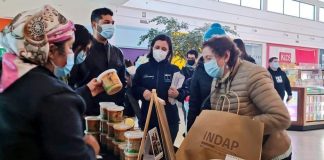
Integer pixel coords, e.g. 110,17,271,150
0,5,75,93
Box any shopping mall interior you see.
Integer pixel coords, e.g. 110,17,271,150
1,0,324,160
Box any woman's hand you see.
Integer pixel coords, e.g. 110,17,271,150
83,135,100,155
143,90,152,101
168,87,179,98
87,78,104,97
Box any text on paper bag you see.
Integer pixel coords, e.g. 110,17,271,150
201,131,239,151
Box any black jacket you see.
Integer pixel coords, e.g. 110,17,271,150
132,58,185,129
124,87,141,119
181,65,195,80
187,59,213,131
268,67,292,100
0,66,95,160
70,39,126,115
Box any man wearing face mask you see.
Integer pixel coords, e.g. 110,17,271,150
181,50,198,80
268,57,292,102
73,8,126,116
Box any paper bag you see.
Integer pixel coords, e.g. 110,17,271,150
176,110,264,160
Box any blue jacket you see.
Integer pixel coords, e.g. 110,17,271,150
132,58,185,128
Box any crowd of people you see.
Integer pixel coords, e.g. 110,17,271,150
0,5,293,160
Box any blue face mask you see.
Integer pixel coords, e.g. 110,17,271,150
75,50,86,64
98,24,114,39
204,59,224,78
271,62,279,70
54,53,74,78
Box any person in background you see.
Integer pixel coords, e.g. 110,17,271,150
186,56,214,131
186,23,226,132
181,50,198,80
207,36,291,160
268,57,292,101
123,59,140,118
55,24,93,83
71,7,126,116
68,24,94,88
179,49,198,131
124,65,141,119
132,34,186,142
233,38,256,64
0,5,98,160
125,59,133,68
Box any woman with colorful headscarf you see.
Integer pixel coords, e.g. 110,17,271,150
0,5,99,160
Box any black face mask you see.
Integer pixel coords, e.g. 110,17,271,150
187,59,195,66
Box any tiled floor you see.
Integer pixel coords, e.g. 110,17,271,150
288,130,324,160
174,106,324,160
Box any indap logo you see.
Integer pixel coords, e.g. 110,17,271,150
201,131,239,151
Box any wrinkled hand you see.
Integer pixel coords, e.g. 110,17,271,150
87,78,104,97
287,96,293,102
84,135,100,155
143,90,152,101
168,87,179,99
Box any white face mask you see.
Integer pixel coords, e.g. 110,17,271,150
153,49,168,62
97,24,114,39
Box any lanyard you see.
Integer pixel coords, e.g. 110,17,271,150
106,44,111,68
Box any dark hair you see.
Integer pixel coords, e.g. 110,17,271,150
203,36,240,68
269,57,278,63
72,24,93,53
125,59,133,68
186,49,198,58
52,41,66,56
233,39,248,57
147,34,173,62
91,8,114,22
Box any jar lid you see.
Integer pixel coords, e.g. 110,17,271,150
124,131,144,139
113,123,132,130
97,69,117,82
84,130,100,134
85,116,100,120
107,106,124,111
99,102,117,108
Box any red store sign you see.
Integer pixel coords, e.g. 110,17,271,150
279,52,292,63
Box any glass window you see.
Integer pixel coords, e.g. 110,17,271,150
219,0,240,5
284,0,300,17
267,0,284,14
320,8,324,22
241,0,261,9
245,43,263,65
300,3,314,20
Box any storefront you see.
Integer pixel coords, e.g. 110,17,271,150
267,43,324,130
